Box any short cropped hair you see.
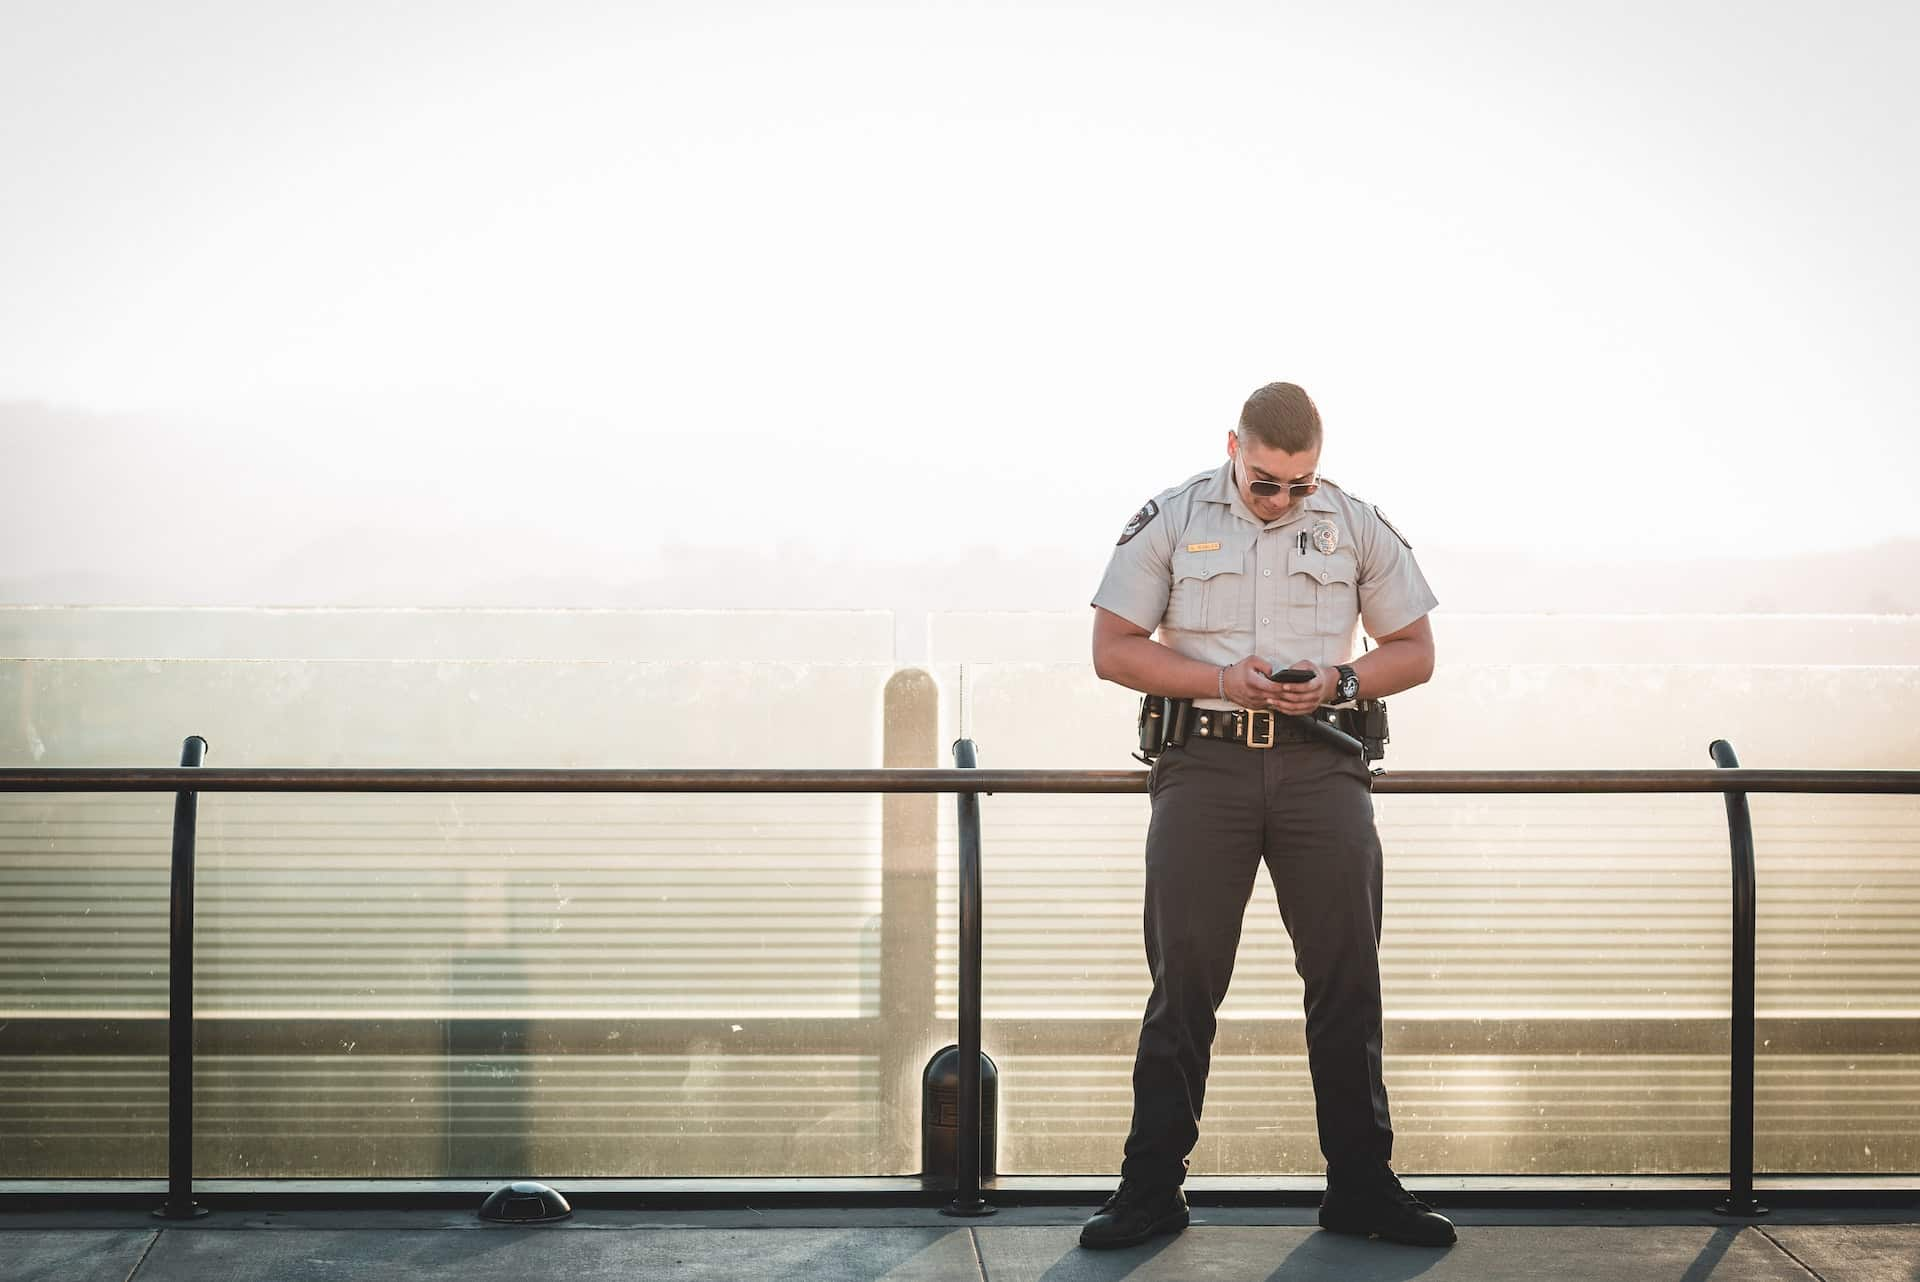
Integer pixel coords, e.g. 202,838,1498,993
1238,382,1322,453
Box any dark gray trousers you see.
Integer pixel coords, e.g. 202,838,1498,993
1119,732,1392,1185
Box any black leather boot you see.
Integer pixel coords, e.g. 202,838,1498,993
1077,1179,1190,1249
1318,1162,1456,1247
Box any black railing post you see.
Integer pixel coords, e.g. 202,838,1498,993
941,739,994,1217
1710,739,1767,1218
154,736,211,1220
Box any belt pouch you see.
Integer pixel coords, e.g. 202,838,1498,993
1354,699,1390,761
1137,695,1168,758
1166,698,1193,747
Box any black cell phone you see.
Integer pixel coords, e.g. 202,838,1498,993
1265,668,1316,684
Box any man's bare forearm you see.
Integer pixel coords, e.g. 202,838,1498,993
1092,633,1224,700
1094,618,1435,705
1347,636,1434,700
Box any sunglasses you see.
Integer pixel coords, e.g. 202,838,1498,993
1236,454,1319,499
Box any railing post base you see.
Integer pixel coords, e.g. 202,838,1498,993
1712,1197,1769,1218
152,1201,210,1220
940,1197,998,1218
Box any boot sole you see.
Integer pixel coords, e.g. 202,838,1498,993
1319,1215,1456,1247
1078,1208,1190,1250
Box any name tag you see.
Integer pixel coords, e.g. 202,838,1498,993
1186,541,1221,552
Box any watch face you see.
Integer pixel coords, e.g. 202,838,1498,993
1339,674,1359,699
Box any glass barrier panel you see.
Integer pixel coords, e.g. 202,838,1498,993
933,660,1920,1176
0,792,171,1178
1,652,934,1178
1750,792,1920,1175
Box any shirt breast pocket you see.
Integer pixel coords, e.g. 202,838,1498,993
1287,548,1361,637
1168,545,1248,633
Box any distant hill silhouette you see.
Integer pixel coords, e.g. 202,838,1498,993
6,399,1918,613
7,530,1918,615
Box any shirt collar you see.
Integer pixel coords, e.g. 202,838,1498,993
1199,459,1337,528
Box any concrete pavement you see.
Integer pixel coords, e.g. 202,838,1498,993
4,1205,1919,1281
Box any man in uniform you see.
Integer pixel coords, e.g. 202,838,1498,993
1077,381,1454,1250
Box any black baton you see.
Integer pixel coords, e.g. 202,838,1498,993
1292,713,1365,756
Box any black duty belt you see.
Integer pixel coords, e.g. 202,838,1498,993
1188,706,1348,750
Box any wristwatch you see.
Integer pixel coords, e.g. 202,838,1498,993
1333,664,1360,705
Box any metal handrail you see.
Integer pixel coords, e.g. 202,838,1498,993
3,767,1917,793
4,750,1917,1222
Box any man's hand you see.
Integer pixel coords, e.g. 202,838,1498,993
1229,658,1334,715
1220,656,1278,708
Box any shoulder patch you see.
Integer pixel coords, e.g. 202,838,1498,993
1116,499,1160,545
1373,504,1412,548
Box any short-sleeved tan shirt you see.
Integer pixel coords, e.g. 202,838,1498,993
1091,460,1438,711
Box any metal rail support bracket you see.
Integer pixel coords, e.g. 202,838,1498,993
154,736,211,1221
941,739,996,1218
1710,739,1768,1220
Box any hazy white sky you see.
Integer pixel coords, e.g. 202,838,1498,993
5,0,1917,581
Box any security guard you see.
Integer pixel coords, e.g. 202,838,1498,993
1078,382,1453,1250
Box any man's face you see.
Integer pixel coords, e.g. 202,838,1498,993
1227,430,1321,522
